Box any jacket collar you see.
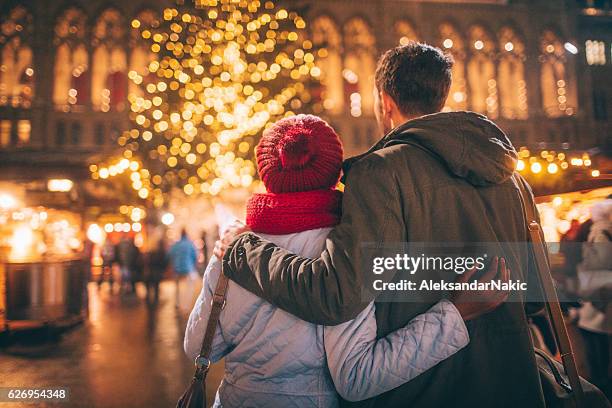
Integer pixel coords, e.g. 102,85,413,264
341,120,413,183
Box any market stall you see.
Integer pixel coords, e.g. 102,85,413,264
0,186,88,334
534,186,612,277
535,186,612,243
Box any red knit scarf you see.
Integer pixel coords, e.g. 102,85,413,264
246,189,342,235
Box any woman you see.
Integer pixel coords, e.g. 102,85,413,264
185,115,508,407
577,198,612,397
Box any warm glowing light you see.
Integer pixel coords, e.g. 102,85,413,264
443,38,453,49
9,225,34,260
161,212,175,226
570,158,584,166
87,224,105,244
0,193,18,210
552,196,563,207
474,40,484,50
93,0,313,201
591,170,600,177
564,42,578,55
531,162,542,174
47,179,74,192
130,208,145,222
547,163,558,174
516,159,525,171
453,92,465,103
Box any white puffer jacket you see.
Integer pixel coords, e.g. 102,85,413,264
185,227,469,407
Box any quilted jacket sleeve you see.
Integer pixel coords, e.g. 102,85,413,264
324,299,469,402
184,255,231,362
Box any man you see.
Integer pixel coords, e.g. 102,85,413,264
218,43,545,407
169,228,198,310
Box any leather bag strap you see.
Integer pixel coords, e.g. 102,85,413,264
514,174,585,406
194,269,230,381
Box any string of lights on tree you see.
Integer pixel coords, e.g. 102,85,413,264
91,0,320,207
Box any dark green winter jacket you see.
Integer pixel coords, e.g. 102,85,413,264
223,111,546,408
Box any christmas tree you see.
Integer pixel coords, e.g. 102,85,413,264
91,0,319,207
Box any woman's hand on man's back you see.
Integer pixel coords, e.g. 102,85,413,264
213,220,252,258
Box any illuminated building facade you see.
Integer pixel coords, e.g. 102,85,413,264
0,0,610,186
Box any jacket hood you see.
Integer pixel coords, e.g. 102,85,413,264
347,111,517,186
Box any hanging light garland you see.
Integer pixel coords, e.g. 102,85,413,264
91,0,319,206
515,146,601,178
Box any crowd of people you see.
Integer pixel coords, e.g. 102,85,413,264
93,229,211,309
559,197,612,397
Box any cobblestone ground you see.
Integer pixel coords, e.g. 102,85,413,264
0,281,224,408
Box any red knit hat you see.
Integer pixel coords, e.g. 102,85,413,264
256,114,343,193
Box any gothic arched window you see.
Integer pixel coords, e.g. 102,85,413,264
467,25,498,118
394,19,419,46
0,6,34,108
540,30,576,117
92,9,127,112
128,10,159,99
498,27,528,119
311,15,343,114
439,23,467,112
343,17,376,117
53,8,88,110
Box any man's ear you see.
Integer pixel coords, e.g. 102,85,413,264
381,91,398,117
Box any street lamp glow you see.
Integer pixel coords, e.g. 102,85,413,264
564,42,578,54
87,224,105,244
547,163,559,174
531,162,542,174
0,193,18,210
47,179,74,192
161,212,175,226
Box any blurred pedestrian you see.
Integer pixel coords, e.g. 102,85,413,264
168,229,198,310
130,241,144,294
116,235,139,294
99,239,116,289
560,219,582,278
146,239,167,304
577,198,612,398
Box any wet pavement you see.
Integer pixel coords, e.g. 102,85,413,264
0,281,224,408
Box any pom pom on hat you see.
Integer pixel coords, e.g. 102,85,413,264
256,114,343,193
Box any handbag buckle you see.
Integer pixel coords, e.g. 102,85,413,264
195,355,211,372
528,221,540,232
211,294,226,309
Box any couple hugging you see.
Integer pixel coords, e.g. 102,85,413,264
184,43,546,407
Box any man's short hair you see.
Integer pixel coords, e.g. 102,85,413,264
375,42,454,116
